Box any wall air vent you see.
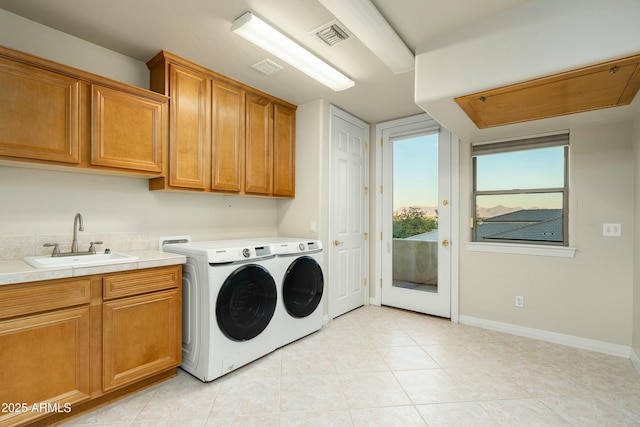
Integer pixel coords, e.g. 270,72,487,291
314,21,350,46
252,59,284,75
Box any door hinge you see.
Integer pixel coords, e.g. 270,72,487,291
365,141,368,150
380,232,383,240
363,277,367,287
364,232,368,240
380,137,383,147
364,187,368,195
469,217,474,228
380,278,383,288
380,185,383,194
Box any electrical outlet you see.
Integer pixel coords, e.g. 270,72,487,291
515,296,524,308
603,223,621,237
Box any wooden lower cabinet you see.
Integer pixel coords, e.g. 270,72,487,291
103,289,181,392
0,307,91,427
0,265,182,427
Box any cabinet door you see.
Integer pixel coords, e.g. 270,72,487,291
0,57,80,164
0,307,91,427
211,80,244,192
245,93,273,195
168,64,210,189
273,103,296,197
91,84,166,173
103,289,181,392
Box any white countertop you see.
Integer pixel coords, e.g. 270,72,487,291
0,250,186,286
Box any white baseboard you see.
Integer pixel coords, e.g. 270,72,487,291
459,315,631,358
632,348,640,375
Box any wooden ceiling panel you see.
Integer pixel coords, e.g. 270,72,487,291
455,54,640,128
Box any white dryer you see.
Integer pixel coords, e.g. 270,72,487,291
161,238,279,382
247,237,324,348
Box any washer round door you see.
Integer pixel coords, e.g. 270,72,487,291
216,264,277,341
283,256,324,318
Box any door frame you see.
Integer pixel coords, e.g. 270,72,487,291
373,114,460,322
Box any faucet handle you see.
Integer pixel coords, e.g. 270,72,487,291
43,243,60,256
88,241,103,254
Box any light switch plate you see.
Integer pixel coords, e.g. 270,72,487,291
603,223,621,237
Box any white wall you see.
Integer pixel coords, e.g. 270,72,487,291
0,10,280,250
415,0,640,142
633,117,640,362
278,99,332,317
459,120,635,346
0,9,149,88
278,99,328,240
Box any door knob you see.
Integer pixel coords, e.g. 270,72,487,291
442,239,450,247
334,240,344,246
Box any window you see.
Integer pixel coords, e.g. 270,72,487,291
472,132,569,246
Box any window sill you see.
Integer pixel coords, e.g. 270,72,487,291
464,242,576,258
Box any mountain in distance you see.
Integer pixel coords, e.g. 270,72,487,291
394,205,529,218
477,205,523,218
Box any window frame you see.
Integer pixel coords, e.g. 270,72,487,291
472,132,569,247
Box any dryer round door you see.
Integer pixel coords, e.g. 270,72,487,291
283,256,324,318
216,264,277,341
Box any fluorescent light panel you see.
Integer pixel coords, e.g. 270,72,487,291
318,0,414,74
231,12,355,91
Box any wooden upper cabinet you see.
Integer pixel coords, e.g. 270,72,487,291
245,92,273,195
91,84,166,173
167,65,210,189
211,79,245,193
0,56,81,164
273,103,296,197
146,50,296,197
0,46,170,177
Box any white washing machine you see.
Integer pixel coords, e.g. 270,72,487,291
246,237,324,349
161,237,279,382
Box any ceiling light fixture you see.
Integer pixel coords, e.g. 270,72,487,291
231,12,355,91
317,0,414,74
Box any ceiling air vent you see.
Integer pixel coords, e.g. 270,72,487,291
252,59,283,75
314,21,350,46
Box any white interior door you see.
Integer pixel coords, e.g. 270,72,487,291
380,117,452,318
329,106,369,318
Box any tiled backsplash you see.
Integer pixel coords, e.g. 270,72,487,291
0,232,150,260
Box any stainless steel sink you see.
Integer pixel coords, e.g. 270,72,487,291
24,252,138,269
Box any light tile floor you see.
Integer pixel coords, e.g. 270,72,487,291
63,305,640,427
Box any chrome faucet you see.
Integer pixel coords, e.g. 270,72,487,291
71,213,84,253
43,213,102,256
